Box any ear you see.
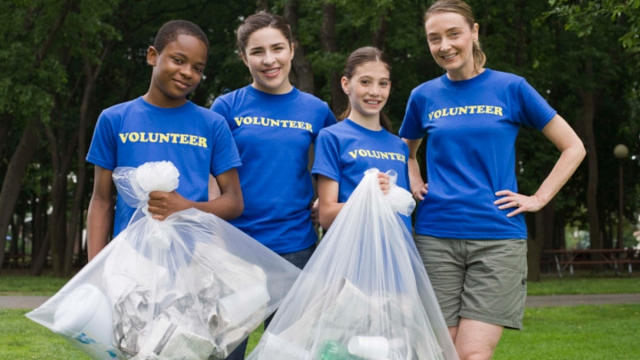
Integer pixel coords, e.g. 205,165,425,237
240,52,249,67
472,23,479,42
147,46,158,66
290,42,296,60
341,77,350,95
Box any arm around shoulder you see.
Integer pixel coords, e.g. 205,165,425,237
87,165,114,261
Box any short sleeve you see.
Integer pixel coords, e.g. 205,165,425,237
311,130,341,182
399,91,426,140
312,104,337,143
210,96,236,130
86,111,117,170
209,116,242,177
517,79,557,130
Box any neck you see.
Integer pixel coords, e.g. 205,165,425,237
447,66,485,81
348,112,382,131
252,81,293,95
143,90,187,108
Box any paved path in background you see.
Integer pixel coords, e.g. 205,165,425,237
1,294,640,310
524,293,640,308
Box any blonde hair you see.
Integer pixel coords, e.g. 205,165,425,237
424,0,486,70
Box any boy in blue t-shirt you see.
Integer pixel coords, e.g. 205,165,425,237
86,20,243,260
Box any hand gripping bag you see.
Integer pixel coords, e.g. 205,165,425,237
247,168,459,360
26,161,301,359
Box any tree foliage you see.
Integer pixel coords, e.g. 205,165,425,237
1,0,639,278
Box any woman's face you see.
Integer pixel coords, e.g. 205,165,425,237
425,11,479,80
242,27,294,94
342,61,391,121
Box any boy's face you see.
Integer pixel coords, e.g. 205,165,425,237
145,34,208,108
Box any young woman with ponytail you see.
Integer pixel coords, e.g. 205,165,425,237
399,1,585,359
313,46,412,231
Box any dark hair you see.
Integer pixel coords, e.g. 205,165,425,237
236,11,293,55
340,46,393,132
424,0,486,70
153,20,210,55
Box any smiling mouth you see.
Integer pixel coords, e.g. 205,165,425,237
173,79,190,89
263,68,280,77
442,53,457,60
364,100,382,105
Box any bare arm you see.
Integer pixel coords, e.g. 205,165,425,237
87,166,114,261
317,175,344,230
148,168,244,221
318,173,390,229
402,138,428,201
495,114,586,217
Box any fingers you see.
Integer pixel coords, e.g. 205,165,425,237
310,199,319,225
378,173,391,194
412,183,428,201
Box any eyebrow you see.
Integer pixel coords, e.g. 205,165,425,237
248,42,287,51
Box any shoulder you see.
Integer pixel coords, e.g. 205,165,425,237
408,76,446,99
484,69,526,87
186,102,229,126
295,89,332,112
100,98,139,117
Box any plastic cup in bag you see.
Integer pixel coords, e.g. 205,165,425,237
53,284,120,359
219,284,270,326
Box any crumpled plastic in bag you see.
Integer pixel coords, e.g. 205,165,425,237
26,161,301,359
247,168,459,360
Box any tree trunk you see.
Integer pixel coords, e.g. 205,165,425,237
528,200,555,282
580,60,601,252
284,0,315,94
63,44,108,276
0,127,38,271
0,115,11,160
372,11,389,51
321,2,345,115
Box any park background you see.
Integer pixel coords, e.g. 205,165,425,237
1,1,640,359
1,1,640,279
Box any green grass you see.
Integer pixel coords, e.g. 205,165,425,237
495,304,640,359
5,305,640,359
527,274,640,296
2,272,639,296
0,275,71,296
0,309,87,359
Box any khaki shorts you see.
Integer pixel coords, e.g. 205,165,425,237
415,235,527,330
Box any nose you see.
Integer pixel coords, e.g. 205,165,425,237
368,84,381,97
179,64,193,79
440,38,451,52
263,51,275,65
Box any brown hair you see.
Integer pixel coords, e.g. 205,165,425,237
424,0,486,70
236,11,293,55
340,46,393,132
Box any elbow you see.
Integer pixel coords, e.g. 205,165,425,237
230,195,244,220
319,211,333,231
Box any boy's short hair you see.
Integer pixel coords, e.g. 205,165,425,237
153,20,210,54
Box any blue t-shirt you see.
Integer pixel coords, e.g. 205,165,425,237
399,69,556,240
87,97,241,236
211,85,337,254
312,119,412,231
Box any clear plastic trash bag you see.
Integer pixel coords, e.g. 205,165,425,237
247,168,459,360
26,161,301,360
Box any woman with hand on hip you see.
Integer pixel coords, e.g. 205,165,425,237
399,1,585,359
210,11,336,360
